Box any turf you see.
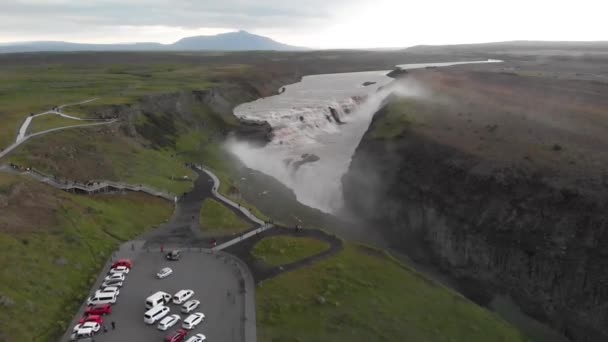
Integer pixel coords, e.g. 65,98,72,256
252,236,330,266
0,173,173,341
199,198,251,234
256,243,528,342
6,128,196,195
27,113,95,134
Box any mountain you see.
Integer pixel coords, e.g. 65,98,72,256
171,30,304,51
0,31,305,53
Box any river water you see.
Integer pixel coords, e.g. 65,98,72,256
229,59,501,214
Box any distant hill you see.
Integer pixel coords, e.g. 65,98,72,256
0,30,306,53
404,41,608,56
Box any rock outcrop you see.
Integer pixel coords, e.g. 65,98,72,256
342,104,608,342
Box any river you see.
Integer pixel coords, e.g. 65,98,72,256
229,59,501,214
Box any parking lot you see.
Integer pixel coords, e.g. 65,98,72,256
62,242,255,342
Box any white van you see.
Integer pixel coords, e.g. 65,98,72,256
172,289,194,305
87,292,117,306
145,291,172,309
144,305,170,324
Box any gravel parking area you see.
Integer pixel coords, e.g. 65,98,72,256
61,243,255,342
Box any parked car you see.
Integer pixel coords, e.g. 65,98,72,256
166,250,181,261
72,321,101,334
165,328,188,342
157,267,173,279
111,259,133,269
87,292,118,306
146,291,172,309
173,290,194,304
78,315,103,325
185,334,207,342
70,328,95,341
104,273,125,282
144,305,170,324
181,300,200,314
101,278,123,288
157,314,181,331
85,304,112,316
182,312,205,330
109,265,130,275
96,286,120,297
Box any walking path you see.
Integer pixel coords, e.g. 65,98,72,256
195,165,266,226
0,164,176,202
1,98,116,160
212,224,273,251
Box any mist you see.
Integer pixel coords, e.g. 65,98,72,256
227,74,431,214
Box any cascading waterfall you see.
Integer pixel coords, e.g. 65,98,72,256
228,60,502,214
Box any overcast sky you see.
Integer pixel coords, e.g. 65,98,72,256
0,0,605,48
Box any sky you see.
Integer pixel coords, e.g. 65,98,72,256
0,0,606,49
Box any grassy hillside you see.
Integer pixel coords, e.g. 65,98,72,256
253,236,330,266
28,114,96,134
256,243,528,342
199,198,251,234
0,173,173,341
6,127,196,195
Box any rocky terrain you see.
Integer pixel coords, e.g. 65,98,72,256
342,59,608,341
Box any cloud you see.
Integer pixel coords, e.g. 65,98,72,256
0,0,350,33
0,0,606,48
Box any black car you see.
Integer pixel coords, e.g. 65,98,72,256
166,250,181,261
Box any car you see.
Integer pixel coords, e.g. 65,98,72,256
78,315,103,325
111,258,133,269
157,267,173,279
182,312,205,330
166,250,181,261
85,304,112,316
72,321,101,334
181,300,200,314
157,314,181,331
101,278,123,288
104,273,125,282
96,286,120,297
185,334,206,342
69,329,95,341
109,265,130,274
172,289,194,304
144,305,170,324
165,328,188,342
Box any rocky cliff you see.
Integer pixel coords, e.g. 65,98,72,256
342,98,608,341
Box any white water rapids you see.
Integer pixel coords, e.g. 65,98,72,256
229,59,502,213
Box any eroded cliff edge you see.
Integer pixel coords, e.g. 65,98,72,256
342,70,608,341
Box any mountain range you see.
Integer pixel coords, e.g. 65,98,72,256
0,30,306,53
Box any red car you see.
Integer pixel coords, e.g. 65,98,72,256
85,304,112,316
78,315,103,325
111,258,133,269
165,329,188,342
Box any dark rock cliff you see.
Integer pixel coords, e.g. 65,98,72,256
85,74,303,147
342,104,608,342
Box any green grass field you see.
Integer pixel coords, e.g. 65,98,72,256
252,236,330,266
0,173,173,341
27,113,96,134
200,198,251,234
6,128,196,195
256,243,528,342
371,101,418,139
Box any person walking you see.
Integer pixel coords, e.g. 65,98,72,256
111,321,116,330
